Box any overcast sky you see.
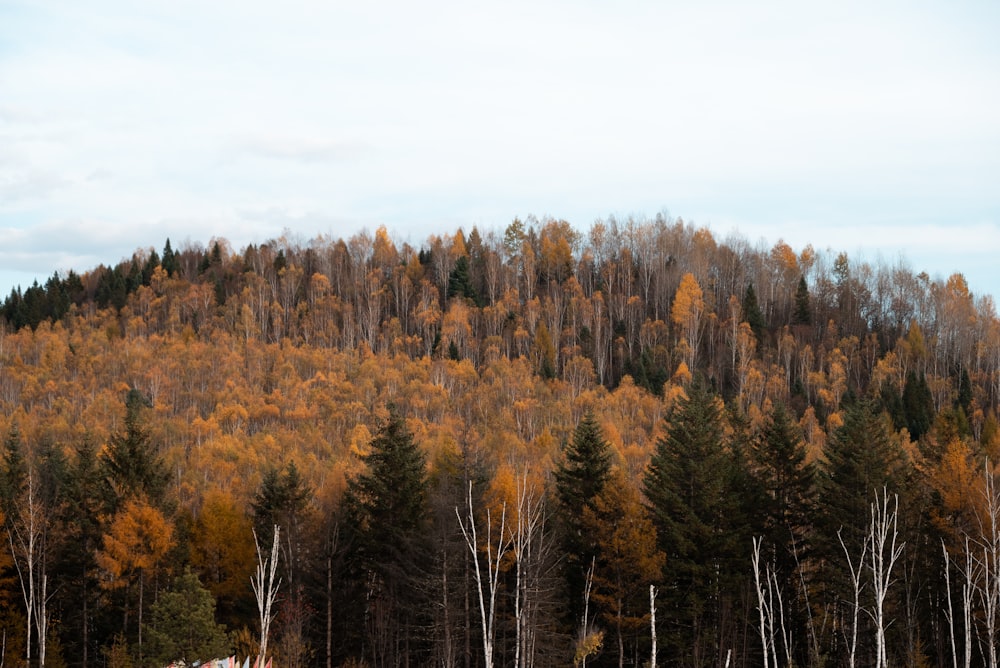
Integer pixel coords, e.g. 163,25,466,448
2,0,999,302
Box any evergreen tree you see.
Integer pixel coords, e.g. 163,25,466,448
751,403,815,568
447,255,478,304
341,410,432,665
643,377,747,665
792,275,811,325
902,371,934,443
742,283,767,339
814,398,911,665
250,461,313,592
0,423,26,519
555,411,614,625
749,403,816,666
144,568,231,665
54,435,110,668
161,239,178,277
101,389,169,508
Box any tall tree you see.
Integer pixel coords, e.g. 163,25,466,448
643,377,747,667
342,410,432,666
555,412,614,625
814,397,910,666
582,468,664,668
143,568,231,666
102,389,168,508
749,403,816,666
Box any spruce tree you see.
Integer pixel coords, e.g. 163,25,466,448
101,389,168,508
793,275,812,325
751,403,815,567
554,411,614,624
342,410,432,664
902,371,934,443
742,283,767,339
144,568,231,665
643,377,746,664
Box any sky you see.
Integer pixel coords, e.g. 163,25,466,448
2,0,999,302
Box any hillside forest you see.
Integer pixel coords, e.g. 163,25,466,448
2,215,1000,668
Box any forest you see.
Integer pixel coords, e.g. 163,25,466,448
1,214,1000,668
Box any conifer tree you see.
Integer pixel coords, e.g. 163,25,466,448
751,403,815,572
643,377,747,665
342,410,432,665
793,276,811,325
102,389,168,508
749,403,816,667
814,397,910,665
742,282,767,339
555,412,614,624
902,371,934,443
144,568,231,665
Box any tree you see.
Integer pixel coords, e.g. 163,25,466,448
750,403,815,576
96,497,174,660
582,468,664,668
555,412,614,624
342,410,432,665
250,461,312,591
144,568,230,666
748,403,815,666
743,283,767,340
671,273,705,369
252,525,281,668
455,481,510,668
643,377,747,665
793,276,811,326
102,389,168,507
815,398,909,665
190,489,256,628
54,435,107,668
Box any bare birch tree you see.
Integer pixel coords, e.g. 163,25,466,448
838,526,868,668
252,525,282,667
868,489,904,668
456,481,511,668
5,469,48,667
511,470,548,668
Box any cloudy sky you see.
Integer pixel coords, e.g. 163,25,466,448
2,0,999,301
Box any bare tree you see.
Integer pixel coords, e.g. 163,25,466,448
511,470,548,668
973,461,1000,668
649,585,657,668
869,489,904,668
6,470,49,667
838,526,869,668
942,538,974,668
252,525,282,667
751,537,792,668
456,482,511,668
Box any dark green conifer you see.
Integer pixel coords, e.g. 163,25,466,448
643,377,746,662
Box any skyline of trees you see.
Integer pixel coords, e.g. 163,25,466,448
0,216,999,666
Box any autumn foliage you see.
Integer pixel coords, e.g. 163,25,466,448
1,215,1000,666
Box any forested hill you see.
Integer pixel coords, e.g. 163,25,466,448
1,215,999,667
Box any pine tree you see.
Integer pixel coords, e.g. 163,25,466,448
749,403,816,666
902,371,934,443
250,460,313,609
792,275,812,325
144,568,231,665
742,283,767,339
342,410,432,665
555,412,614,622
751,403,815,571
102,389,169,508
814,398,910,666
643,377,747,665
